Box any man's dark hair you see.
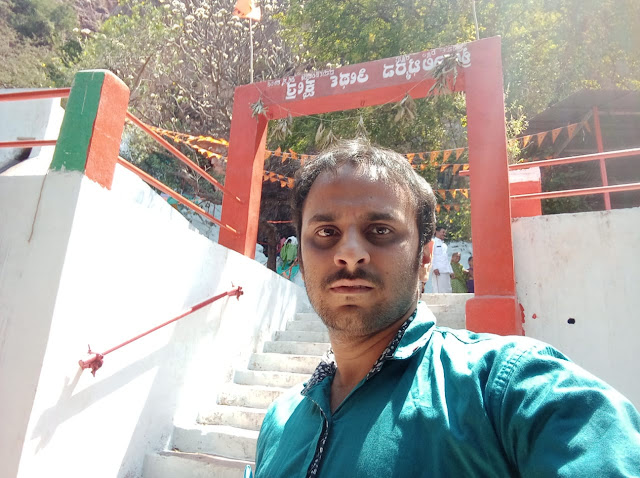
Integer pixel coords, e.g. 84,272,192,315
291,139,437,257
435,226,446,233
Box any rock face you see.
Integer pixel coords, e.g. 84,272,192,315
72,0,119,31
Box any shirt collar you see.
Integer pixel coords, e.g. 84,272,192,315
301,302,436,395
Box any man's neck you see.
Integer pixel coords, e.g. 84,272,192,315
327,302,417,412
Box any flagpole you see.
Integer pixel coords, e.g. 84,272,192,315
249,18,254,83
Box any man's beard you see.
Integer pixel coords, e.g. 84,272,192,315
305,258,421,339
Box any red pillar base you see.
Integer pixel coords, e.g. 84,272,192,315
465,296,522,336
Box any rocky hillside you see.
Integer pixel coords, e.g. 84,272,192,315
72,0,119,31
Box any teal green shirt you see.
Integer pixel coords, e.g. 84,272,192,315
255,302,640,477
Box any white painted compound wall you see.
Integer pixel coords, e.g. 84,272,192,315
0,91,64,172
513,207,640,408
0,165,310,478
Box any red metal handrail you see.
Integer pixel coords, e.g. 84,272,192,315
79,286,243,376
511,182,640,201
509,147,640,170
0,139,57,149
0,87,70,102
117,156,238,234
126,112,242,204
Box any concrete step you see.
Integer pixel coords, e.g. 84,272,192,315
172,424,258,461
434,312,466,330
421,292,474,306
294,312,322,322
198,404,266,431
263,340,330,356
285,320,328,333
274,329,330,343
217,384,288,409
143,451,253,478
234,369,309,388
249,352,321,374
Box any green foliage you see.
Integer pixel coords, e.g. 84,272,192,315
0,0,78,88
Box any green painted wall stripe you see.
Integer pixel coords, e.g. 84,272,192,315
50,70,106,172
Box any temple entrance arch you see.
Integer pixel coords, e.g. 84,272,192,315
220,36,520,335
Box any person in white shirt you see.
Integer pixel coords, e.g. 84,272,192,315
431,226,454,293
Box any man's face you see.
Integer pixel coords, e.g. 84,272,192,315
300,164,421,338
435,228,446,240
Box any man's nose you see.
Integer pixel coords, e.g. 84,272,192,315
334,230,370,268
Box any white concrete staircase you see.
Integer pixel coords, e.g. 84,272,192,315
142,294,472,477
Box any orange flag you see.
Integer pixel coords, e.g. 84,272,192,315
274,147,282,157
451,189,457,198
440,164,449,172
536,132,547,146
287,178,295,188
233,0,261,20
418,153,425,162
452,164,462,175
430,151,439,164
522,135,532,148
567,123,577,140
551,127,562,143
462,164,470,171
406,153,415,163
264,150,271,160
443,150,452,162
584,120,592,134
460,189,469,198
435,205,441,213
437,189,446,199
455,148,464,160
454,205,461,211
419,164,426,170
444,204,451,212
289,149,298,159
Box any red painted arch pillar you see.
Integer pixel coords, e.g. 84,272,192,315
218,87,269,258
464,37,521,335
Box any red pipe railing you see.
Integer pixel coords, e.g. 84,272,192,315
126,112,242,204
0,139,57,149
79,285,244,376
511,182,640,201
508,147,640,170
117,156,238,234
0,87,70,102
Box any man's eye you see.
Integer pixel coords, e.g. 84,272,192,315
317,228,337,237
371,226,391,235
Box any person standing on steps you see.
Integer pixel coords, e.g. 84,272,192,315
249,139,640,478
431,226,454,293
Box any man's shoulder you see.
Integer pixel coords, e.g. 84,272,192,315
426,326,571,379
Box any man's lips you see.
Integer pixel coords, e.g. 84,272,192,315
329,279,375,293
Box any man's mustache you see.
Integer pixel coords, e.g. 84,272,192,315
321,268,383,288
